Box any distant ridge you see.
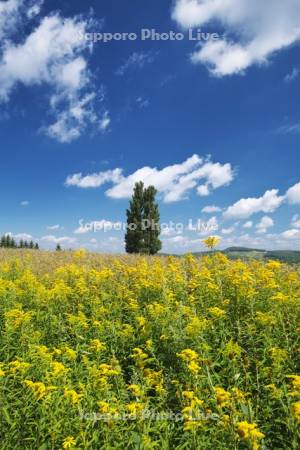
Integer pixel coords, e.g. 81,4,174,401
160,247,300,263
224,246,265,253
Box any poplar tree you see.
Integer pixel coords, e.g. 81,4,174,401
125,182,144,253
142,185,162,254
125,182,161,254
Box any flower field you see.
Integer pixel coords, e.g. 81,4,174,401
0,249,299,449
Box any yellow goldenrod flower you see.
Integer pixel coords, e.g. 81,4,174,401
231,387,249,403
183,419,201,431
50,361,69,377
89,339,106,353
98,363,121,378
131,348,149,367
23,380,57,400
236,421,265,447
64,389,82,405
214,387,231,408
32,345,52,360
0,247,298,446
188,361,200,375
269,347,287,365
126,402,145,415
255,312,277,326
74,249,87,259
62,436,76,449
120,323,134,337
202,236,220,250
64,347,77,360
223,340,243,360
271,292,289,303
9,360,31,374
185,317,208,336
208,307,226,318
177,349,199,363
287,375,300,390
53,348,63,357
266,260,282,270
221,414,230,428
98,401,110,413
128,384,143,397
136,316,146,329
5,308,33,327
291,402,300,422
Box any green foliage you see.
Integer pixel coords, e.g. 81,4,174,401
0,253,299,449
0,235,39,250
265,251,300,264
125,182,162,255
125,182,144,254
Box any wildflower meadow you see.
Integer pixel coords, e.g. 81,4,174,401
0,249,299,449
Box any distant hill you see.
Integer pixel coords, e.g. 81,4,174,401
220,247,264,260
224,246,265,253
223,247,300,263
160,247,300,263
264,250,300,264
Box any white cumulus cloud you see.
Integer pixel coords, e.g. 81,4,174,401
281,229,300,240
221,226,235,235
201,205,222,213
0,4,108,142
65,169,123,188
291,215,300,229
0,0,23,40
223,189,284,220
243,221,253,229
40,235,76,245
65,155,234,203
286,182,300,204
256,216,274,234
172,0,300,76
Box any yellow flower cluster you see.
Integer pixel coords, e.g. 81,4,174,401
23,380,57,400
0,250,298,449
214,387,231,408
236,421,265,449
177,349,201,375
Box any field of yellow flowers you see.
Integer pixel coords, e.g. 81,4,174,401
0,249,299,449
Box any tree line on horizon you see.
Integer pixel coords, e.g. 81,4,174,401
0,234,39,250
1,182,162,255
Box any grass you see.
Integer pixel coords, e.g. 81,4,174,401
0,249,299,449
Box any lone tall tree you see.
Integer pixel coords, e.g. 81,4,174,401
125,182,162,254
142,185,162,255
125,182,144,254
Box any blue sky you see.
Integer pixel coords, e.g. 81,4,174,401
1,0,300,252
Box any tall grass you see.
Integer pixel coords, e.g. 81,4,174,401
0,250,299,449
